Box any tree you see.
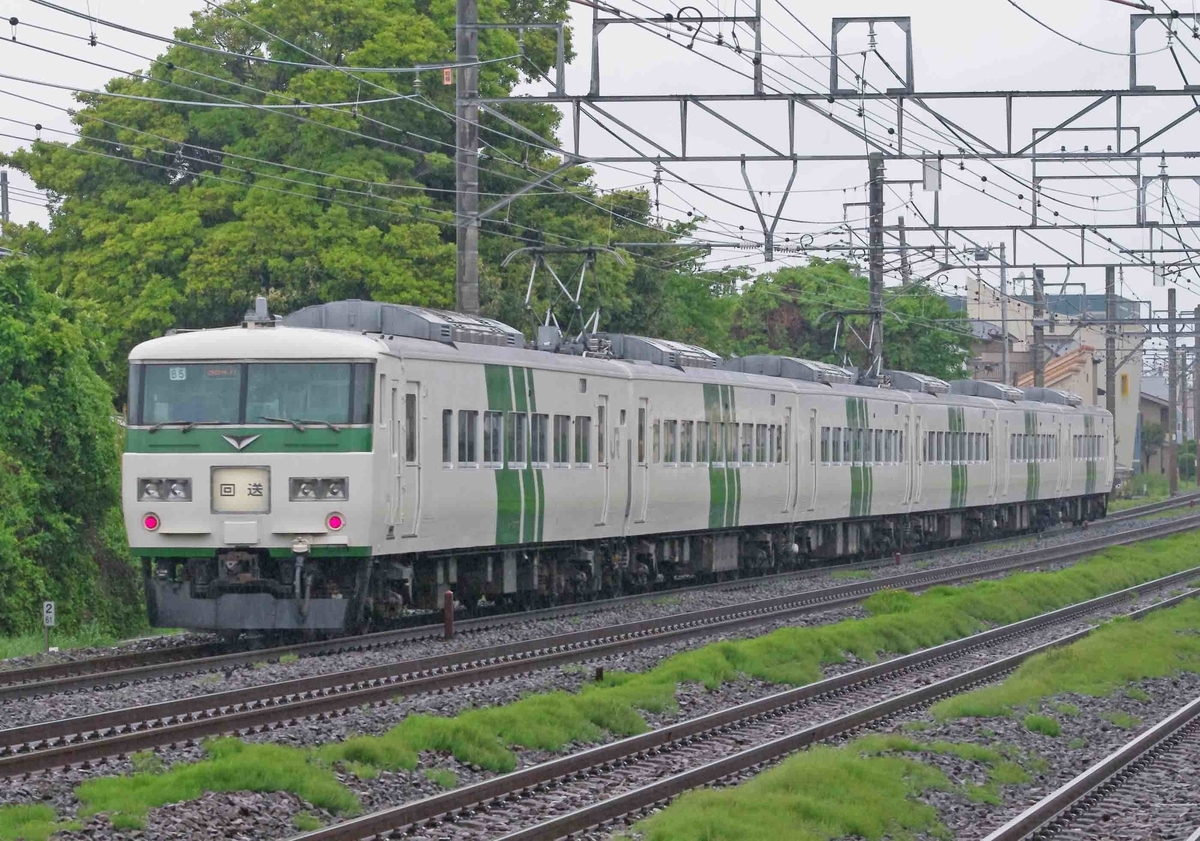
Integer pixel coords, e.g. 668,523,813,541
0,259,143,635
3,0,688,394
1141,421,1165,472
727,260,972,380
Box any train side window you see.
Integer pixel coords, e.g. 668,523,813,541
756,424,767,464
378,374,387,428
681,420,694,464
664,420,678,465
830,427,841,464
885,430,894,463
458,410,478,465
783,421,789,463
553,415,571,466
442,410,453,466
531,413,549,465
508,412,527,467
874,429,883,464
405,394,418,464
899,431,905,463
728,423,741,464
842,427,852,463
712,421,726,464
742,423,754,463
935,431,943,463
821,427,830,463
637,408,646,464
696,421,710,463
653,420,661,463
575,415,591,466
482,411,503,467
596,405,606,465
924,431,931,463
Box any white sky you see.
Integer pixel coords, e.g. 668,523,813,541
1,0,1199,338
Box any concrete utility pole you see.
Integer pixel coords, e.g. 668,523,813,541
867,152,885,373
1169,287,1179,496
455,0,480,315
1193,305,1199,445
0,170,8,225
1032,266,1045,388
897,215,911,285
999,242,1010,385
1181,349,1190,442
1105,266,1116,424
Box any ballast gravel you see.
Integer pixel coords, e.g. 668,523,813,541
0,514,1171,735
4,582,1186,841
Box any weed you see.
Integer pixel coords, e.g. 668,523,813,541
1023,715,1061,736
76,739,359,829
130,751,164,776
0,804,74,841
0,623,120,661
915,560,932,570
292,812,322,832
651,595,681,606
1068,737,1087,749
343,762,377,780
1124,687,1151,702
1052,702,1080,716
1102,710,1142,729
252,662,269,670
423,768,458,789
279,653,300,665
197,673,223,685
901,721,930,732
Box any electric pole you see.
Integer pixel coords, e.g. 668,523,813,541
1032,266,1045,388
1193,305,1199,448
0,171,8,225
455,0,480,315
999,242,1010,385
867,152,885,374
1169,287,1179,496
1105,266,1116,423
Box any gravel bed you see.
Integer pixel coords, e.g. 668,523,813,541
0,632,218,675
0,514,1171,734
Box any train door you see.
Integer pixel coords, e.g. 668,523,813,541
1002,419,1011,496
385,381,400,530
399,382,421,537
902,415,913,506
913,415,923,505
1055,420,1065,494
989,417,998,500
783,406,794,514
806,408,818,512
596,395,610,526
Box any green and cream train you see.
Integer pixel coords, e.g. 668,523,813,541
123,299,1113,632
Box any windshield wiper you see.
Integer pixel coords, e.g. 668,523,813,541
258,415,306,432
297,419,343,433
147,420,226,434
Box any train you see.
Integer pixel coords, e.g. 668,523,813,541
122,298,1113,633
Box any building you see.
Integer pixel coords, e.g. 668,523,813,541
1137,389,1170,475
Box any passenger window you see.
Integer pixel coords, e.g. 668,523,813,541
874,429,883,463
458,410,478,465
482,411,503,467
728,423,740,464
681,420,694,464
696,421,710,463
742,423,754,463
442,410,453,465
575,415,591,465
831,427,841,464
821,427,830,463
638,408,646,464
405,394,418,463
843,427,852,463
531,413,549,464
664,420,678,464
653,420,661,463
597,405,606,465
756,424,767,463
554,415,571,466
508,412,527,466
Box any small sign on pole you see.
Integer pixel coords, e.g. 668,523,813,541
42,601,54,651
443,67,453,86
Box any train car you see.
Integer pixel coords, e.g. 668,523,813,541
122,299,1113,633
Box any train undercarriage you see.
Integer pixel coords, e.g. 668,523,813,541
143,494,1109,634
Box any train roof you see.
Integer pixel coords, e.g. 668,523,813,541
129,325,386,361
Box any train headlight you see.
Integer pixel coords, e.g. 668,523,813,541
139,478,190,502
289,478,349,501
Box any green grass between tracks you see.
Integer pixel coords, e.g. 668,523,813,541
0,626,185,662
0,804,78,841
627,735,1036,841
5,530,1200,829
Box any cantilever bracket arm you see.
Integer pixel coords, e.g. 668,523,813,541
741,158,798,262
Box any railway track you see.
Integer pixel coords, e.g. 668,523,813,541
1,491,1194,701
982,693,1200,840
1,514,1198,780
283,574,1200,840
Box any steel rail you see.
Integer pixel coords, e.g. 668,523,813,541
2,492,1193,701
981,695,1200,840
287,578,1200,840
1,515,1197,777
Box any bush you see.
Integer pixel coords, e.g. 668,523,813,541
1023,715,1061,736
0,260,143,636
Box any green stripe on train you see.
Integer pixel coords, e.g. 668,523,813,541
847,396,872,517
125,427,373,453
486,364,545,546
704,383,740,528
1084,414,1097,495
948,405,967,509
1025,409,1040,501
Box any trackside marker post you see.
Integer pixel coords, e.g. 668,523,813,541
444,590,454,639
42,601,55,651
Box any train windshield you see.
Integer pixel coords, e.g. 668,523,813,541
131,362,374,425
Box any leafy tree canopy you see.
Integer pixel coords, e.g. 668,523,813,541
0,259,142,634
728,260,972,381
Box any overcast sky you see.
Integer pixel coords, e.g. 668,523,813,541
2,0,1199,336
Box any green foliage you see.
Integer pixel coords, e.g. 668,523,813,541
830,568,873,581
1022,715,1061,736
75,738,359,829
0,804,76,841
279,653,300,665
0,259,143,636
1124,687,1151,702
130,751,165,776
933,596,1200,722
1102,710,1141,729
292,812,322,832
726,261,972,380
